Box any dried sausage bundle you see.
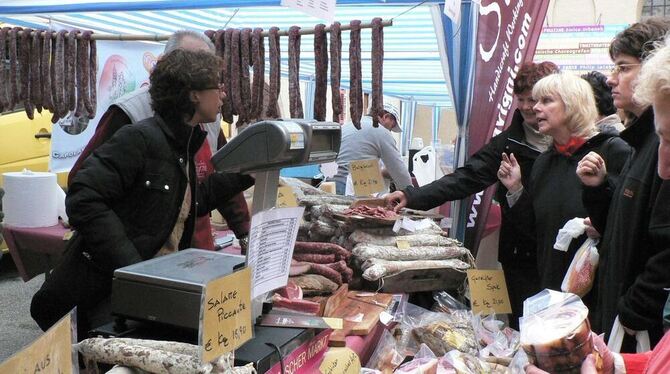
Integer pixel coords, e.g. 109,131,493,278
266,26,281,119
329,22,342,123
370,17,384,126
250,27,265,121
313,23,328,121
348,20,363,129
288,26,303,119
237,28,252,127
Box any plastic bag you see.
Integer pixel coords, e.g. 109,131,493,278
365,329,405,373
472,312,520,358
561,238,599,297
440,350,491,374
394,344,438,374
432,291,468,314
553,217,587,252
411,306,478,356
520,290,592,373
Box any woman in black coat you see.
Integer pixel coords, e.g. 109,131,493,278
31,49,254,339
498,72,631,303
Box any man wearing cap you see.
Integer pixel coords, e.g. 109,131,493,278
332,103,412,195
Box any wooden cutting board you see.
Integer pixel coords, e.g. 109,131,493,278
325,291,393,347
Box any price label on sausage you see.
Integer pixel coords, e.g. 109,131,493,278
396,240,410,250
276,186,298,208
200,267,253,363
349,159,384,196
0,309,76,373
467,269,512,315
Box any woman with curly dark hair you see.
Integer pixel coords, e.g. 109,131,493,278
30,49,254,340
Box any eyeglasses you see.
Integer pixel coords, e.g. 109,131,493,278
610,63,641,76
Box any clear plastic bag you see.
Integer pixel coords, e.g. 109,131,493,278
394,344,438,374
432,291,468,314
472,312,520,358
560,238,599,297
365,329,405,374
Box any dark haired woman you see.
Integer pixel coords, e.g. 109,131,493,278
30,49,254,339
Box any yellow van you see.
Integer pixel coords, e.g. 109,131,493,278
0,108,68,187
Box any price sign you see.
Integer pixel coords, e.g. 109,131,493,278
200,267,253,363
467,269,512,315
319,347,361,374
0,309,76,373
396,240,410,250
349,159,384,196
276,186,298,208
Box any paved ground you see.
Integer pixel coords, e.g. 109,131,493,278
0,252,44,362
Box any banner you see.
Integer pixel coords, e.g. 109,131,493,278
50,39,163,172
463,0,550,251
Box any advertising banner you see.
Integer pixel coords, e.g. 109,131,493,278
463,0,550,251
50,39,163,172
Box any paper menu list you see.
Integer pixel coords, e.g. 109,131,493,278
247,207,305,298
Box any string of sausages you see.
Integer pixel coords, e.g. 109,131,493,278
204,19,385,130
0,27,98,122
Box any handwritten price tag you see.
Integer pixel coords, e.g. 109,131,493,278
396,240,410,250
0,309,76,373
319,347,361,374
276,186,298,208
349,159,384,196
467,269,512,315
200,267,252,363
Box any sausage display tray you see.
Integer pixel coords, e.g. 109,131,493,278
111,248,246,330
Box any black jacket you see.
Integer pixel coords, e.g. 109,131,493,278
66,115,254,273
506,132,630,290
402,110,541,267
584,107,670,343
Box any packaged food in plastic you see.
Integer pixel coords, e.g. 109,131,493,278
394,344,438,374
440,350,491,374
520,291,593,373
561,238,599,297
365,329,405,374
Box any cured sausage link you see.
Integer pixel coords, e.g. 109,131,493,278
370,17,384,127
288,26,303,119
313,24,328,121
348,20,363,129
329,22,342,123
266,26,281,119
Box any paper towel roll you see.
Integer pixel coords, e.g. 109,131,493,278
2,170,63,227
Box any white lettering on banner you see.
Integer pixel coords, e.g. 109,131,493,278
467,191,484,228
478,2,502,62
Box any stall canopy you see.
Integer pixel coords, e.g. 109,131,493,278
0,0,452,107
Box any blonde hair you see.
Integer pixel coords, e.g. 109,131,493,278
634,34,670,106
532,72,598,138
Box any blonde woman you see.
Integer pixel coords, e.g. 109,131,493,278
497,72,630,296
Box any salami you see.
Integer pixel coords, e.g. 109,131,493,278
0,27,9,112
237,28,252,127
65,29,79,114
31,29,43,114
352,243,469,261
348,20,363,129
20,28,34,119
313,23,328,121
229,29,243,122
290,274,338,296
88,35,97,119
329,21,342,123
370,17,384,126
308,263,342,285
8,27,20,111
221,28,234,122
362,258,470,281
250,27,265,121
294,241,350,260
288,26,303,118
75,30,87,117
324,260,353,283
349,231,460,247
293,253,336,264
266,26,281,118
51,30,67,121
41,29,53,112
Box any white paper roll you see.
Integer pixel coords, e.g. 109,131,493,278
2,170,62,227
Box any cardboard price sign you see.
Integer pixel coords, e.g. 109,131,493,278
276,186,298,208
0,309,76,373
319,347,361,374
349,159,384,196
200,267,253,363
467,269,512,315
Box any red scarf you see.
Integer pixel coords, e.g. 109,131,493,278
554,136,587,156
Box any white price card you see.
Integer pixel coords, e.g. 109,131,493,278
247,207,305,298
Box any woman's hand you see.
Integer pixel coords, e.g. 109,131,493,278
525,333,614,374
577,152,607,187
498,153,523,192
584,217,601,239
385,191,408,212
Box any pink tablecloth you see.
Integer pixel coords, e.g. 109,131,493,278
3,223,70,281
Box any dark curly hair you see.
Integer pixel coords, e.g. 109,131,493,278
149,49,222,124
609,17,670,60
581,71,616,116
513,61,559,94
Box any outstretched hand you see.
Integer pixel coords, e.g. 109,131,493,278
384,191,408,212
498,153,523,192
